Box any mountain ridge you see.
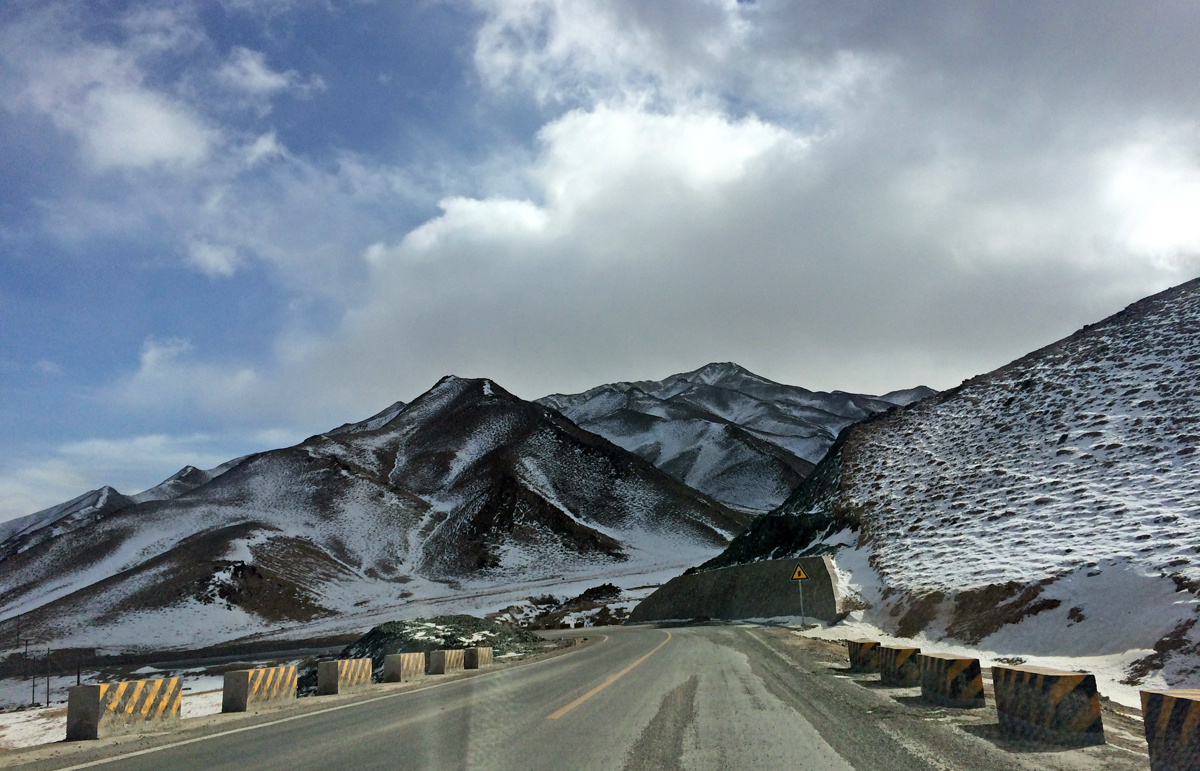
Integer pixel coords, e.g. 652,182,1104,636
0,375,748,651
539,362,934,512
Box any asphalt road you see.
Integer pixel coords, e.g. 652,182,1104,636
15,625,1150,771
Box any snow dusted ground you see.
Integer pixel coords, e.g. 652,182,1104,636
215,561,690,646
0,672,226,750
812,543,1186,708
746,615,1149,710
735,279,1200,688
540,363,932,513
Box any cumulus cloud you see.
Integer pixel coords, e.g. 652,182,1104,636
85,0,1200,423
8,0,1200,507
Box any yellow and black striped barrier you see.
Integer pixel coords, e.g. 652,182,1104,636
222,665,297,713
1141,689,1200,770
465,647,493,669
66,677,182,741
992,665,1104,745
383,652,426,682
317,658,373,696
846,640,880,673
879,645,921,686
918,653,985,708
428,649,465,675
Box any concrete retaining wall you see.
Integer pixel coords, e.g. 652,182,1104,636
880,646,921,686
464,647,492,670
1141,689,1200,771
222,666,297,713
383,653,426,683
919,653,984,708
846,640,880,673
66,677,182,741
317,658,372,696
628,557,840,623
428,649,465,675
992,665,1104,745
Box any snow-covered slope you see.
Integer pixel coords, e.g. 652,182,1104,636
0,377,748,651
706,278,1200,689
0,487,133,559
539,363,934,512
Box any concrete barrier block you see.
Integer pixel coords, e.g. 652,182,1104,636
222,665,297,713
1141,689,1200,771
880,645,921,686
918,653,984,708
992,665,1104,745
317,658,373,696
66,677,182,741
846,640,880,673
383,653,426,683
464,647,493,669
427,649,465,675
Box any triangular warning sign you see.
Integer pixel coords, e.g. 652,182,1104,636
791,565,808,580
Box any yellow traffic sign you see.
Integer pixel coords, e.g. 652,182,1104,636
791,564,808,580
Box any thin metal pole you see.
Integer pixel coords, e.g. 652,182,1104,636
799,578,806,627
46,648,50,706
27,640,33,706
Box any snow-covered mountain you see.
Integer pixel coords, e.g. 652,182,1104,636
538,363,934,513
705,278,1200,689
0,377,748,650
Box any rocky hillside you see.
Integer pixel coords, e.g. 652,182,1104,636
705,278,1200,687
540,363,933,513
0,377,748,651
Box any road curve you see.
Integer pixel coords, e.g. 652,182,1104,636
19,625,1147,771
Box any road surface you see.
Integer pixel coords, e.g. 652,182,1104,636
10,624,1149,770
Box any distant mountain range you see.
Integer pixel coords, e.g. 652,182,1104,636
540,362,933,512
0,362,933,652
0,377,749,650
705,278,1200,689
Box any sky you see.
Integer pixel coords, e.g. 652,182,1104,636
2,0,1199,522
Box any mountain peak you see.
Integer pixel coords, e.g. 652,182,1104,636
670,362,758,387
424,375,516,405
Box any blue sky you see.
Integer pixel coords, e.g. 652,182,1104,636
2,0,1199,521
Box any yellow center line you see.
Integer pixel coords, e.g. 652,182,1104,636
547,630,672,720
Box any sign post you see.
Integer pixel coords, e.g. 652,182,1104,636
791,564,808,626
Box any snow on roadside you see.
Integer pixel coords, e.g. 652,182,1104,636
783,614,1160,710
0,684,226,750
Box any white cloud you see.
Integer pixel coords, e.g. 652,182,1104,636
0,458,93,523
112,337,263,414
0,7,217,171
471,0,882,120
1103,127,1200,265
29,51,215,171
32,360,63,376
13,0,1200,452
0,433,234,523
187,240,242,277
215,46,324,114
219,47,295,94
244,131,286,166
